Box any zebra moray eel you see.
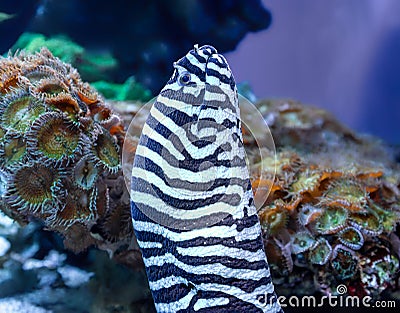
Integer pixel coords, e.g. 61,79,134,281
130,45,282,313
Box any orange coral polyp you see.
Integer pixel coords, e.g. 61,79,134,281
0,75,19,93
35,77,69,96
76,83,99,105
54,185,97,227
46,93,83,123
22,65,57,82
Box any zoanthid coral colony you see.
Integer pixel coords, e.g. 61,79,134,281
250,99,400,298
0,48,133,255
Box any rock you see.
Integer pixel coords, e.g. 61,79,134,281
0,236,10,257
0,299,51,313
57,265,94,288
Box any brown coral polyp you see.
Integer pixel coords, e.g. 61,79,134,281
337,226,364,250
8,163,60,212
53,183,97,227
46,93,82,123
298,204,323,226
22,65,57,83
0,69,20,93
93,107,112,123
290,231,316,254
35,77,69,96
98,203,133,243
76,82,99,106
308,238,332,265
348,211,382,236
331,245,358,280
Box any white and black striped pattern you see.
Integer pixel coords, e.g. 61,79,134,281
131,45,282,313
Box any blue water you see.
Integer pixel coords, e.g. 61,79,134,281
227,0,400,145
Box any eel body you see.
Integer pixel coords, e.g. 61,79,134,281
131,45,282,313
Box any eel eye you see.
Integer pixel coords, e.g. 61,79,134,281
178,72,191,86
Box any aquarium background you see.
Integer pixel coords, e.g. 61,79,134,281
227,0,400,145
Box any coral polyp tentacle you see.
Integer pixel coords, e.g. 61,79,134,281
0,167,10,199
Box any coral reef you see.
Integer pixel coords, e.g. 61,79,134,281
112,97,400,300
248,99,400,299
0,48,137,259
